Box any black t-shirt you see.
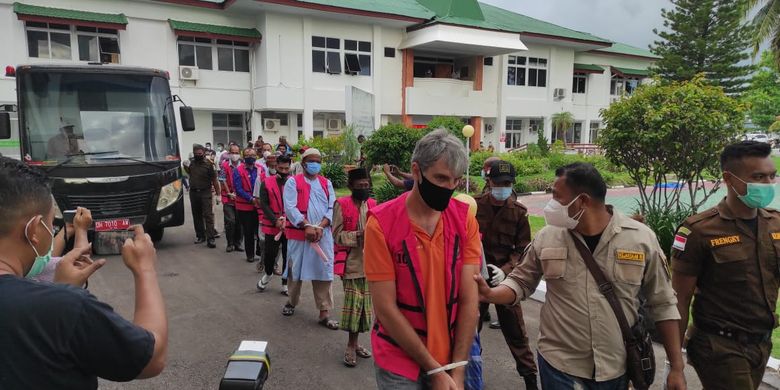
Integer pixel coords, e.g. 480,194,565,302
0,275,154,389
582,233,603,253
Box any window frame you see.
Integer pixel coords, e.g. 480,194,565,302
344,39,371,76
312,35,344,74
212,112,245,146
504,118,524,149
216,39,250,72
572,73,587,94
25,22,73,60
75,26,120,63
507,55,526,86
177,36,213,70
527,57,547,87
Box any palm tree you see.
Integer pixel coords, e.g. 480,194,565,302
746,0,780,64
551,112,575,147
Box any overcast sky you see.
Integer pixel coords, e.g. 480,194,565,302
481,0,673,50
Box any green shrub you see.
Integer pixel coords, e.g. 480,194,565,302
640,204,692,258
294,135,345,163
512,159,547,176
321,163,347,188
514,173,555,193
468,150,496,175
536,132,550,156
362,123,423,171
341,125,361,164
373,181,405,204
426,116,467,142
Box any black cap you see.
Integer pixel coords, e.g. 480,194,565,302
193,143,205,151
347,168,370,185
487,160,516,183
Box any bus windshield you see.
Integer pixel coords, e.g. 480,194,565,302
19,71,179,165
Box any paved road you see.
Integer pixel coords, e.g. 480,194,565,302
92,197,719,389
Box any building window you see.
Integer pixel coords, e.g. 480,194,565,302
297,114,303,128
610,74,641,96
589,122,601,143
572,74,587,94
484,57,493,66
529,118,543,134
312,36,342,74
313,130,324,138
505,119,524,149
212,113,244,146
75,26,120,63
178,36,213,70
25,22,72,59
527,57,547,87
413,56,455,78
344,39,371,76
217,40,250,72
507,56,526,86
384,47,395,58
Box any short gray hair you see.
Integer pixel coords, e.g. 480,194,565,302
411,128,468,175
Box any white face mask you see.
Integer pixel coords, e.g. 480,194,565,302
229,153,241,163
543,194,585,230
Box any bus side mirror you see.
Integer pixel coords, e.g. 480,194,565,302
0,112,10,139
180,106,195,132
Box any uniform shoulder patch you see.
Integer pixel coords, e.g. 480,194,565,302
685,208,718,225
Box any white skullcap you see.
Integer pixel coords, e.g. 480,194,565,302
301,148,321,159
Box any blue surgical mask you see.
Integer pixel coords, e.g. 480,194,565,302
24,216,54,278
491,187,513,201
305,162,322,175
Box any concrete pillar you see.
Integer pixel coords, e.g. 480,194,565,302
470,116,482,152
401,49,414,127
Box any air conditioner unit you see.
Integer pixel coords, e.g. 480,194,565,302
553,88,566,99
264,119,281,132
327,119,342,132
179,66,199,81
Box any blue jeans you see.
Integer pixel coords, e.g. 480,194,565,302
538,353,627,390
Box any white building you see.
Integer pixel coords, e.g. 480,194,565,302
0,0,658,154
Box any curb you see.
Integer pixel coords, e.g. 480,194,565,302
528,282,780,388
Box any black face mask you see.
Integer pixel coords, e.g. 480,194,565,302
418,172,454,211
194,155,205,161
277,172,289,179
352,188,370,202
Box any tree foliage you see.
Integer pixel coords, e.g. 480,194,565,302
599,76,746,214
551,112,574,145
651,0,754,94
426,116,467,142
743,50,780,130
361,123,424,171
745,0,780,65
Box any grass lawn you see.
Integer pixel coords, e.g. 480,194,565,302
773,300,780,358
529,215,546,237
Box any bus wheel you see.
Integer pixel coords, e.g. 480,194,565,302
149,228,164,242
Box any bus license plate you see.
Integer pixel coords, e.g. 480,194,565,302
95,218,131,232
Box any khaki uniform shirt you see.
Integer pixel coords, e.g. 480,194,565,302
188,158,216,190
475,193,531,270
501,208,680,381
332,200,368,279
671,199,780,334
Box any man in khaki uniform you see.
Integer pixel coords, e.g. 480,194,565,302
474,160,537,389
478,162,686,390
672,141,780,390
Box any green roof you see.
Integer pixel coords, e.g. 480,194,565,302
574,63,605,72
595,42,660,59
13,2,127,25
292,1,611,44
168,19,261,40
612,66,650,77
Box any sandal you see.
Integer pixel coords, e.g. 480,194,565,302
343,348,357,367
318,317,339,330
356,345,372,359
282,304,295,316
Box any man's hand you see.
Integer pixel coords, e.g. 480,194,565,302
449,368,466,390
275,218,286,230
54,245,106,287
666,366,687,390
73,207,93,231
382,164,391,176
305,226,318,242
486,264,506,287
430,372,458,390
228,193,236,200
121,226,157,275
474,274,494,303
64,222,76,239
313,227,324,243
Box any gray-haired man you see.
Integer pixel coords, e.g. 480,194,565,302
365,129,481,389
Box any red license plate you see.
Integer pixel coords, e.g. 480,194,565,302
94,218,131,232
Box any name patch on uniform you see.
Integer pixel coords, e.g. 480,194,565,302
772,233,780,241
616,250,645,262
710,235,741,247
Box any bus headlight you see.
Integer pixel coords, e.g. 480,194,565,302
157,180,182,211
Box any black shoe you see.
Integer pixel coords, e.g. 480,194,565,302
207,239,216,248
489,321,501,329
523,375,538,390
234,245,244,252
194,237,206,244
246,256,258,263
226,245,234,253
482,312,491,322
214,233,222,238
